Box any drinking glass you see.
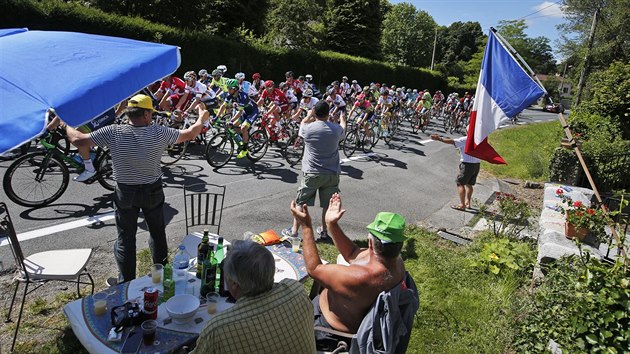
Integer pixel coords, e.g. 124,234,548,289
141,319,158,346
291,237,301,253
151,264,163,284
92,292,108,316
206,292,219,314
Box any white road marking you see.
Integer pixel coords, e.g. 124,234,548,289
1,211,116,247
341,152,378,163
534,119,542,122
420,139,435,144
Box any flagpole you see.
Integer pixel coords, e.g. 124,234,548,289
490,27,627,261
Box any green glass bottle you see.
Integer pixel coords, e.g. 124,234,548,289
214,237,225,292
196,229,210,279
163,262,174,300
200,245,216,298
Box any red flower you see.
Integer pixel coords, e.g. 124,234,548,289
556,188,564,196
586,208,596,216
573,201,584,208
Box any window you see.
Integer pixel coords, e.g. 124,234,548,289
563,87,568,94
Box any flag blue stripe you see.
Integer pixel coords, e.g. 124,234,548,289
481,31,545,118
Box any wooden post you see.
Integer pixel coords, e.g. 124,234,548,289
558,113,627,260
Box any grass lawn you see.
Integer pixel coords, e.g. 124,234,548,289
482,121,563,181
2,227,527,353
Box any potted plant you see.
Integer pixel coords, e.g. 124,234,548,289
555,188,606,241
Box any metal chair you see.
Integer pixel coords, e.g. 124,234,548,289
0,202,94,352
183,183,226,235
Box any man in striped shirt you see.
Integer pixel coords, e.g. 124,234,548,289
430,134,481,211
63,94,209,283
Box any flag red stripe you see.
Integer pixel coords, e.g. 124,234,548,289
465,111,507,165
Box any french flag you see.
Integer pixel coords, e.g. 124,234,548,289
465,30,546,164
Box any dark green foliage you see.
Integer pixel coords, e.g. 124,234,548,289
381,3,436,67
324,0,383,60
3,0,447,92
584,61,630,138
548,147,580,185
263,0,322,50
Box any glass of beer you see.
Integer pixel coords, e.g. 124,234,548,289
206,292,219,314
93,292,108,316
141,319,158,346
151,264,163,284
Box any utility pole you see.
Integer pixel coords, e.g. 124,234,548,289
430,27,437,71
559,63,572,100
574,7,599,106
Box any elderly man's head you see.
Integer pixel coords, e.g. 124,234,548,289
367,212,406,258
223,240,275,299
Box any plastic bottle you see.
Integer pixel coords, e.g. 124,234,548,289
196,229,210,279
173,245,189,295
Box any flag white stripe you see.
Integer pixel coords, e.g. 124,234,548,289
472,70,509,145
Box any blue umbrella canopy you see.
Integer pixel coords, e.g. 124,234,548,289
0,29,180,154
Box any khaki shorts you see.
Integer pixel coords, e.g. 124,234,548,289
296,173,340,208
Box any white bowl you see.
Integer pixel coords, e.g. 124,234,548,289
165,294,200,324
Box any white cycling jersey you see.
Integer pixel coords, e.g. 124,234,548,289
285,89,298,104
299,97,320,110
326,94,346,108
186,81,209,98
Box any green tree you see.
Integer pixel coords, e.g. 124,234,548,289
324,0,383,59
263,0,322,49
496,19,556,74
380,3,436,67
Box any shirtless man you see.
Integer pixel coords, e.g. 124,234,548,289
290,193,406,349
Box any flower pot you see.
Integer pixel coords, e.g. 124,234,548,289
565,222,588,241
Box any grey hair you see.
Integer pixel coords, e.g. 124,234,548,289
223,240,274,297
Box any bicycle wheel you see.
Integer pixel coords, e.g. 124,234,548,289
161,141,188,165
3,151,69,207
283,134,304,166
247,128,269,162
411,114,420,134
369,126,379,148
358,129,373,153
343,130,359,158
96,149,116,191
205,133,233,168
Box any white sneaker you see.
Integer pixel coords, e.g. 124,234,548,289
73,170,96,182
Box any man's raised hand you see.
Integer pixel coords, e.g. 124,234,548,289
290,200,312,228
325,193,346,225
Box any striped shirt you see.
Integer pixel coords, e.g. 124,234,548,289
190,279,316,354
91,124,179,184
453,136,481,163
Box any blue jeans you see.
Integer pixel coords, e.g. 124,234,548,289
113,179,168,282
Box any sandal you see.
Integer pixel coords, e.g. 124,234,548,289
450,204,466,211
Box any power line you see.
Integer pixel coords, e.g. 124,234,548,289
515,0,563,21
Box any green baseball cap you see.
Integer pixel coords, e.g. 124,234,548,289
367,212,406,243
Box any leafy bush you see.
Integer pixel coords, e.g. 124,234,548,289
3,0,450,92
479,192,532,239
469,237,534,275
585,61,630,139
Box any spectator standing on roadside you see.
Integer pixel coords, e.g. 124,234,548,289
62,94,209,284
191,241,316,354
430,134,480,210
282,100,346,241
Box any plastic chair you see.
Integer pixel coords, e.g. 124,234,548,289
0,202,94,352
183,183,226,235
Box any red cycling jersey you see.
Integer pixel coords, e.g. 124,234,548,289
261,88,289,106
159,77,186,96
285,79,302,94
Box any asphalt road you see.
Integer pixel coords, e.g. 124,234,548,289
0,108,560,266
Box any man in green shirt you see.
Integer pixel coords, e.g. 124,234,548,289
191,241,316,354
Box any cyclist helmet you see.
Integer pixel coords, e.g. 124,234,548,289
413,89,418,93
407,88,411,93
382,83,387,87
342,76,348,80
391,85,397,89
328,88,336,95
217,65,227,73
235,72,245,80
285,70,294,78
363,86,370,91
226,79,239,89
382,90,389,95
279,82,288,89
184,71,196,81
303,89,313,97
331,80,339,87
211,69,223,77
252,72,261,80
396,88,402,92
375,83,381,87
352,80,358,84
389,90,395,95
305,74,313,81
198,69,208,77
298,75,305,81
264,80,275,88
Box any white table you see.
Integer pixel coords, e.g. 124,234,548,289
63,233,304,353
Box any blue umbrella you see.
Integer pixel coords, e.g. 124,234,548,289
0,29,181,154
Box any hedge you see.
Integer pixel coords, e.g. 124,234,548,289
2,0,452,92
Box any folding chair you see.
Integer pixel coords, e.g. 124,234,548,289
183,183,226,235
0,202,94,352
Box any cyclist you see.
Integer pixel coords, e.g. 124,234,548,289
154,75,187,111
305,74,322,98
417,90,433,128
216,79,260,159
350,80,362,98
216,64,228,77
251,72,264,99
292,89,319,121
209,69,228,95
340,76,351,100
375,89,393,134
325,87,347,123
285,71,302,98
46,108,116,182
198,69,210,85
347,91,375,136
280,82,299,112
433,90,444,106
235,72,251,94
257,80,290,124
182,71,218,121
